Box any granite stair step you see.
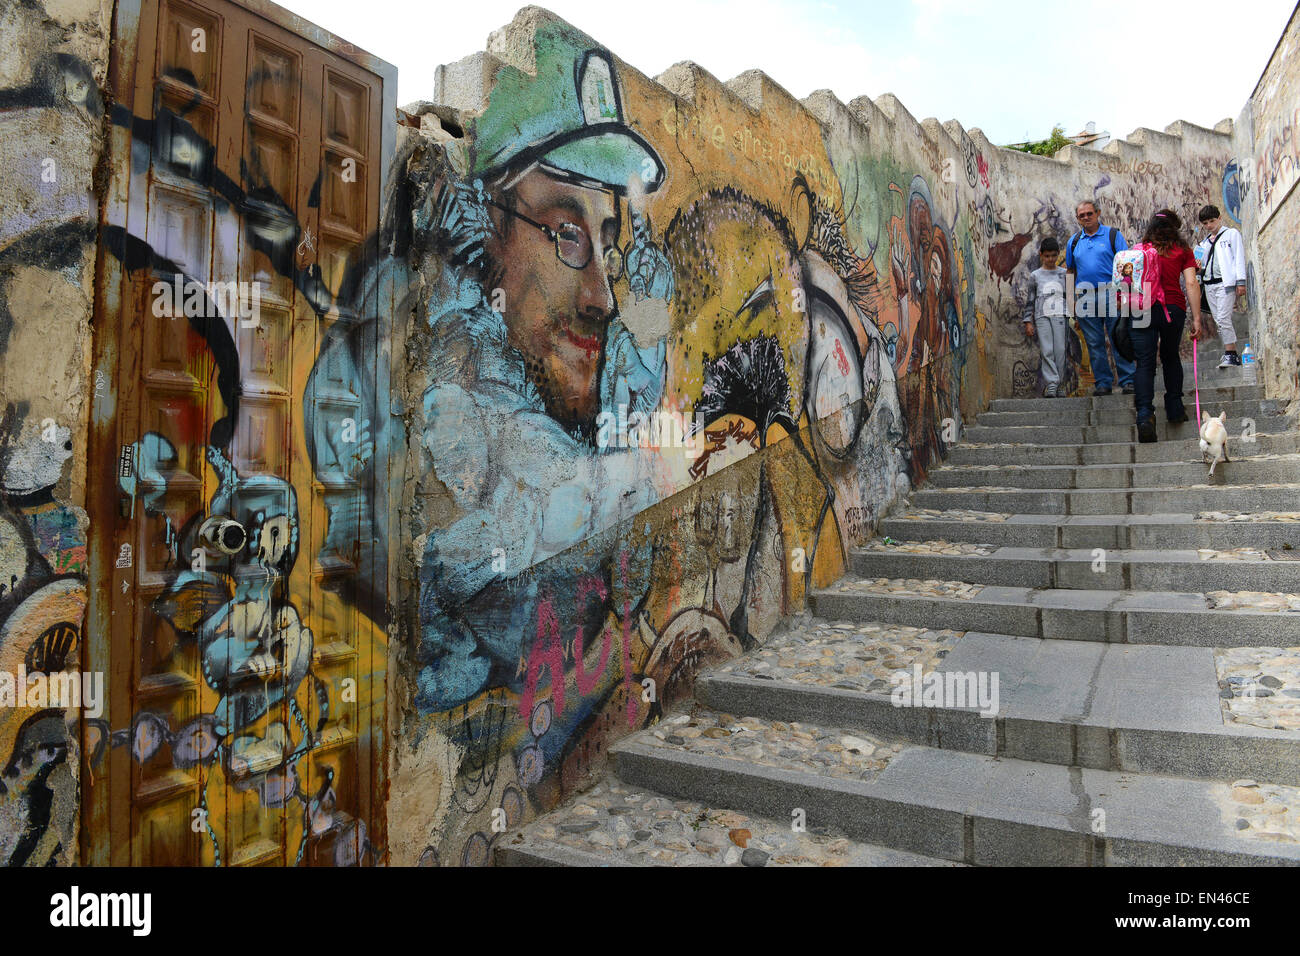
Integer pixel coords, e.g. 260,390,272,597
811,578,1300,646
697,628,1300,784
908,482,1300,515
877,512,1300,550
849,544,1300,592
610,712,1300,865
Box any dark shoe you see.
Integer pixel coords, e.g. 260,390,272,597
1121,385,1135,395
1218,351,1242,369
1137,417,1158,443
1168,412,1189,424
1093,386,1113,396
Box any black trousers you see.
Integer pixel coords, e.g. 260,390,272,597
1131,302,1186,423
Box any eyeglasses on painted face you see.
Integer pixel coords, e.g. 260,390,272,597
487,199,624,279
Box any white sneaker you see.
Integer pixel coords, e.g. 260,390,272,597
1217,353,1238,369
1044,384,1057,398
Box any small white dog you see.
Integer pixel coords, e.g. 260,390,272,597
1199,411,1230,476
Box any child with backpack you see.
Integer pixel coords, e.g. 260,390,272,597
1119,209,1204,443
1022,237,1071,397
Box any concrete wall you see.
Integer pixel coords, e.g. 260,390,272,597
0,0,111,866
387,6,1248,865
1247,4,1300,404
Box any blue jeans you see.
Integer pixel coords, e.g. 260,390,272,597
1132,302,1186,424
1076,288,1134,390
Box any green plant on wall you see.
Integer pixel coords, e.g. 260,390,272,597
1007,125,1072,157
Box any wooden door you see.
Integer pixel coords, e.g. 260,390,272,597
85,0,395,866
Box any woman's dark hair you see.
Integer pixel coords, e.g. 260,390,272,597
1139,208,1191,252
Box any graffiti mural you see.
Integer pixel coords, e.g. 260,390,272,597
5,0,1273,866
0,410,88,866
0,0,101,866
396,14,976,865
0,0,401,866
1255,105,1300,225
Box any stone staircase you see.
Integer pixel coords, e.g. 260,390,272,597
499,349,1300,867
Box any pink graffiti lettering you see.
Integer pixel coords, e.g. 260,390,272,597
520,598,566,719
573,576,612,696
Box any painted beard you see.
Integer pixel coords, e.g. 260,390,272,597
520,309,607,440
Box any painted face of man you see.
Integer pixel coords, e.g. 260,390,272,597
488,168,621,434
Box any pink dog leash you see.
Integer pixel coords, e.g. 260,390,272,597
1192,338,1202,426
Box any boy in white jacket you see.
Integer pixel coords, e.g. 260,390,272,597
1195,205,1248,368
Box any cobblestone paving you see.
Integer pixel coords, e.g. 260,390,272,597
1197,511,1300,522
896,508,1011,522
644,709,902,782
1206,590,1300,612
829,577,985,600
1215,646,1300,731
1197,547,1274,561
941,463,1030,471
1217,779,1300,843
933,485,1027,493
862,539,995,556
1189,482,1300,491
507,777,958,865
717,618,964,691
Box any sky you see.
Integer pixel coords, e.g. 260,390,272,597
295,0,1295,146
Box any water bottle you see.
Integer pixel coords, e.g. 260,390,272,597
1241,343,1257,385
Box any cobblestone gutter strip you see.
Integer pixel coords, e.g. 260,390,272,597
716,619,964,692
507,777,952,865
1197,547,1275,561
829,577,985,600
1198,511,1300,522
644,710,900,783
1218,779,1300,843
1215,646,1300,732
863,539,996,555
896,509,1011,522
1206,590,1300,611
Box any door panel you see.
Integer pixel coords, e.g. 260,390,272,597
88,0,393,866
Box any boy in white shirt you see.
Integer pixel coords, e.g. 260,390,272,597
1195,204,1248,369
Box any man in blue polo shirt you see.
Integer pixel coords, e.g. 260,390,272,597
1065,199,1134,395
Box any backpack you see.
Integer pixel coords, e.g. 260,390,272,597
1112,243,1165,317
1068,225,1119,264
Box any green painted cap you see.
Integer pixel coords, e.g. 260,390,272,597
470,21,665,194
